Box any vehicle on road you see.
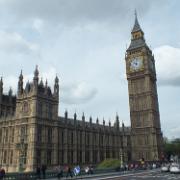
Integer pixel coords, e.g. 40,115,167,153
170,163,180,174
161,164,170,172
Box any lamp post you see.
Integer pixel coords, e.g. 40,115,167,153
16,135,27,172
0,132,5,167
120,148,123,170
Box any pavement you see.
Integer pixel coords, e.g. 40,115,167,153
46,169,180,180
83,170,180,180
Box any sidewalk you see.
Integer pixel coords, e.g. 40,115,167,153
45,168,160,180
44,170,133,180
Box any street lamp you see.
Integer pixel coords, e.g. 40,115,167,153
16,135,27,172
120,148,123,170
0,134,5,167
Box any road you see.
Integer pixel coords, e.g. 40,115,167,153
48,169,180,180
84,170,180,180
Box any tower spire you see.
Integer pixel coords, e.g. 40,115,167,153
127,11,146,51
132,9,141,33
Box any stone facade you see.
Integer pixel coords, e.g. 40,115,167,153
125,13,163,161
0,67,131,172
0,14,163,173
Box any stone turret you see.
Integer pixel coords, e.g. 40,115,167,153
18,70,23,96
114,113,119,131
74,112,77,120
54,75,59,97
89,116,92,124
33,65,39,92
0,77,3,102
65,109,68,119
96,118,99,125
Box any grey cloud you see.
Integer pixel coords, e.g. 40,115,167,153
158,76,180,87
61,82,97,104
1,0,163,26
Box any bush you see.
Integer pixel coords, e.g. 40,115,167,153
97,159,120,169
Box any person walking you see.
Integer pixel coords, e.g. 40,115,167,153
0,167,5,180
66,166,73,178
41,164,47,179
36,166,41,179
56,165,63,179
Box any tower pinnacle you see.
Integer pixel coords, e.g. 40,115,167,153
132,10,142,33
127,11,146,51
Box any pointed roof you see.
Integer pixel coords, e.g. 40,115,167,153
132,10,142,33
19,70,23,80
34,65,39,78
127,11,148,51
0,77,3,85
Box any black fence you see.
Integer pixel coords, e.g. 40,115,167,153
2,168,117,180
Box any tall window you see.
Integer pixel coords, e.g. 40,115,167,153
48,104,52,119
20,126,27,142
71,131,73,145
3,150,7,164
11,128,14,142
80,131,82,145
0,129,2,143
10,150,13,164
38,103,43,116
47,150,52,165
86,133,90,145
37,150,41,165
61,131,64,145
93,134,96,146
37,126,42,142
5,129,8,142
48,128,52,143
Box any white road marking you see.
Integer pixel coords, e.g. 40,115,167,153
84,170,160,180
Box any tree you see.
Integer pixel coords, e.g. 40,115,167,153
163,137,180,161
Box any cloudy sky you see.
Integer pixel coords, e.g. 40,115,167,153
0,0,179,139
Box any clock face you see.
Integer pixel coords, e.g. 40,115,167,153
130,57,143,71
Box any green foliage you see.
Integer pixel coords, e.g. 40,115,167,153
97,159,120,169
164,137,180,158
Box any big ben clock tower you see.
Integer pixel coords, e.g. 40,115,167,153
125,12,163,161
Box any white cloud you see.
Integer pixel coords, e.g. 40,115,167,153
2,67,97,105
154,45,180,86
0,30,40,54
32,18,44,33
3,66,57,94
61,81,97,104
169,126,180,139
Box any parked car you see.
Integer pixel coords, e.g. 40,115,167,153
161,164,170,172
170,163,180,174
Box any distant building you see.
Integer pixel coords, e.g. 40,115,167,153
0,13,163,172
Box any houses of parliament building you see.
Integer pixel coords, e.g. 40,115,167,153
0,14,163,172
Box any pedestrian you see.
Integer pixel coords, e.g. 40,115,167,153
56,165,63,179
73,165,80,176
66,166,73,178
41,164,47,179
0,167,5,180
84,166,89,174
89,166,93,174
36,166,41,179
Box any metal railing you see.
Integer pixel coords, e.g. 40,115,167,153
2,168,117,180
